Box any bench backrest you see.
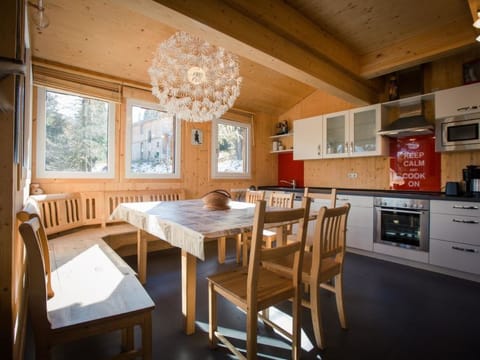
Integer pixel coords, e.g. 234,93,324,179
28,189,186,236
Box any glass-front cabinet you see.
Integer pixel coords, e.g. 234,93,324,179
323,104,386,159
350,104,384,157
323,111,348,157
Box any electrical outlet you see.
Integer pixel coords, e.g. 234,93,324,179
347,172,358,179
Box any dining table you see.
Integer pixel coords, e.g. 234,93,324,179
110,199,265,334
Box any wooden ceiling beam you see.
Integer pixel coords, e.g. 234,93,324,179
226,0,360,75
360,18,476,78
117,0,379,105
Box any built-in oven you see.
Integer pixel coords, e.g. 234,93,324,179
374,197,430,251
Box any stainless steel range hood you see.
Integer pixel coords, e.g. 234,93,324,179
378,100,434,137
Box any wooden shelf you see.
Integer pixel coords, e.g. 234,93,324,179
270,133,293,139
270,149,293,154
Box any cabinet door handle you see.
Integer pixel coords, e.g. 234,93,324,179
317,144,321,156
452,205,479,210
452,219,479,224
350,141,354,153
452,245,478,253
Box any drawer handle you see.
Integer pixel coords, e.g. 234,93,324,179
452,246,478,254
456,106,470,112
452,205,478,210
452,219,479,224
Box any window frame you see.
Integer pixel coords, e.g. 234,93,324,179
36,87,116,179
125,99,181,179
211,118,252,179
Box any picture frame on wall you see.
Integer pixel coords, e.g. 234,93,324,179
463,59,480,84
191,128,203,145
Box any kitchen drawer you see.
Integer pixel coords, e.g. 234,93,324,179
336,195,373,208
429,239,480,275
430,213,480,246
431,200,480,217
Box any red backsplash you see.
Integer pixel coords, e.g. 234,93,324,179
389,135,441,191
278,152,304,187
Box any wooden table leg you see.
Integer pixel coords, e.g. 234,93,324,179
137,229,147,284
181,250,196,335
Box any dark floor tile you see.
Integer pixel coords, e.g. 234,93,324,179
25,241,480,360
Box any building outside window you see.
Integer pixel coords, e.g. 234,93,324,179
126,99,181,178
211,118,251,179
36,87,115,178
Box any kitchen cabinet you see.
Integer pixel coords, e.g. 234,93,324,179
293,105,386,160
336,194,374,251
435,82,480,118
293,115,323,160
324,105,386,158
429,200,480,275
270,133,293,154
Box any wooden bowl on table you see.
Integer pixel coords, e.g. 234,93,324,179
202,190,231,210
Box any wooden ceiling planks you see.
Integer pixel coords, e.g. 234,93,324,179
29,0,479,115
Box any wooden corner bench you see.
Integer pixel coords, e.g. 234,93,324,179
28,189,186,256
17,202,155,359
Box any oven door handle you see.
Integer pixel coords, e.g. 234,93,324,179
377,208,426,215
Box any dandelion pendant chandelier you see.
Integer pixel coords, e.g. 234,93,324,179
148,31,242,122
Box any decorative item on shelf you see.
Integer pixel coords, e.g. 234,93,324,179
272,140,279,151
202,189,231,210
276,120,289,135
388,74,399,101
148,31,242,122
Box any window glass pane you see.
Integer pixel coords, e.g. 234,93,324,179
215,120,250,176
44,90,110,173
129,105,176,175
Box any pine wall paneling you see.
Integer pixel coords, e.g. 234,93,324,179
280,47,480,190
31,79,277,199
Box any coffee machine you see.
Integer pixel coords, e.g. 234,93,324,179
463,165,480,196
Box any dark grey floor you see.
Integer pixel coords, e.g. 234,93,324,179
25,240,480,360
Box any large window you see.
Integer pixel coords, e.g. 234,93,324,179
211,118,251,178
125,99,180,178
36,87,115,178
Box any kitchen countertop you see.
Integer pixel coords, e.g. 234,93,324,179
258,186,480,202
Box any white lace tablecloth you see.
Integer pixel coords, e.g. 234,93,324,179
110,200,256,260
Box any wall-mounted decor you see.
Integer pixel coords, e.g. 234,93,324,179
389,134,441,191
463,59,480,84
192,128,203,145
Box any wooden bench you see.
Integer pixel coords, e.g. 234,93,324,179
17,203,155,359
28,189,186,256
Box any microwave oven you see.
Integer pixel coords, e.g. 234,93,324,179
435,113,480,152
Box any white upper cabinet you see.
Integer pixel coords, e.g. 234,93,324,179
323,104,386,159
293,115,323,160
323,111,348,158
435,82,480,118
350,104,386,157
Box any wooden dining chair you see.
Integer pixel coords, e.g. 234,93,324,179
208,197,310,360
303,188,337,250
217,190,265,264
263,202,350,350
261,191,295,246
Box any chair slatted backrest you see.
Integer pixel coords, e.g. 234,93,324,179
268,192,295,208
18,216,53,333
304,187,337,208
247,197,311,301
311,204,351,274
245,190,265,203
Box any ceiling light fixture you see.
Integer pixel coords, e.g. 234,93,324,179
148,31,242,122
28,0,49,30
